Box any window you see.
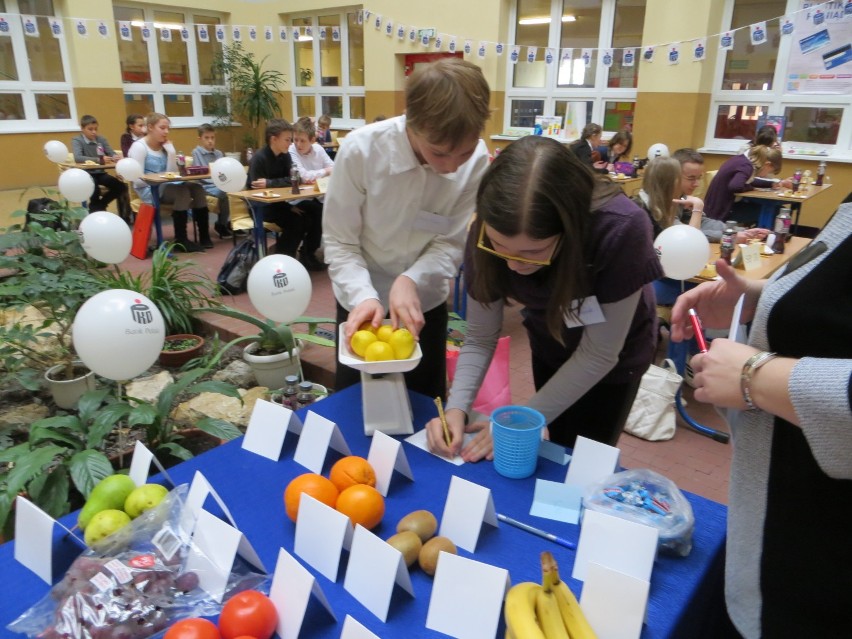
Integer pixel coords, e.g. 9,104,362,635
505,0,644,137
0,0,74,130
706,1,852,156
289,10,365,127
114,5,223,123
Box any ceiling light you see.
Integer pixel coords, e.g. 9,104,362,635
562,15,576,22
519,17,550,25
130,20,184,30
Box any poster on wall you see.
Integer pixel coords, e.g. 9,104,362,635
785,1,852,94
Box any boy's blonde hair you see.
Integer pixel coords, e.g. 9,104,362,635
405,58,490,147
294,116,317,140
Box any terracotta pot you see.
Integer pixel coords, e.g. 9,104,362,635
44,360,97,409
243,339,303,389
159,334,205,368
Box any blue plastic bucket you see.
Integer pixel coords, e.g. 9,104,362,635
491,406,545,479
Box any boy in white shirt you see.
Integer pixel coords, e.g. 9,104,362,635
288,117,330,271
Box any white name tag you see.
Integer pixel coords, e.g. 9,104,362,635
413,210,452,235
563,295,606,328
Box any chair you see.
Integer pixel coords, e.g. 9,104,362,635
227,193,283,254
694,169,718,199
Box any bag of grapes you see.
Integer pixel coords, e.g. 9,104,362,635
7,484,267,639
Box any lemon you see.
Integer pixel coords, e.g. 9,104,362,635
358,321,377,334
351,330,378,357
364,341,395,361
375,325,394,343
389,328,416,359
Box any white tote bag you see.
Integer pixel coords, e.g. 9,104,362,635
624,359,683,441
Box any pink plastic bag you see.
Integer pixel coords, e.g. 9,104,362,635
446,336,511,416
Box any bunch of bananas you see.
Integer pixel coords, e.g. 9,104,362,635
504,551,597,639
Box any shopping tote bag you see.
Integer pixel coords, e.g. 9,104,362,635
446,335,511,416
130,203,155,260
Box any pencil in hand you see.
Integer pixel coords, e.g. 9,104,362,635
434,396,452,447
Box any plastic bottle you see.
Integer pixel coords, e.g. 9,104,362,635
773,206,792,254
791,169,802,193
96,143,105,165
282,375,299,409
815,161,826,186
720,226,736,265
290,165,301,194
245,147,253,164
632,156,640,176
296,381,315,408
176,152,187,176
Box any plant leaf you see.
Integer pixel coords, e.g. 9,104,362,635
28,424,83,449
193,418,242,441
189,380,243,400
157,442,193,462
86,403,133,449
68,450,113,498
127,403,159,427
28,467,71,519
4,445,65,496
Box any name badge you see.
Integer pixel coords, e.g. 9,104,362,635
413,210,452,235
563,295,606,328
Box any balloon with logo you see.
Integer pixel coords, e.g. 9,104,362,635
247,255,312,323
58,168,96,202
647,143,670,160
78,211,133,264
654,225,710,280
44,140,69,164
73,290,165,380
115,157,144,182
209,157,246,193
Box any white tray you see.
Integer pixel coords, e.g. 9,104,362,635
337,322,422,374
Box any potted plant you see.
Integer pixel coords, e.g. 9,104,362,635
159,334,205,368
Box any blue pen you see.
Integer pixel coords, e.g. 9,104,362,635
497,513,577,551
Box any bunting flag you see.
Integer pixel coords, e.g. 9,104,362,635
48,17,62,38
408,26,416,43
581,48,593,67
140,22,152,42
214,24,226,43
22,15,38,37
373,14,382,30
495,42,505,56
75,19,88,38
509,45,520,64
264,26,273,42
544,48,555,65
291,26,299,41
693,39,707,62
278,25,287,42
160,27,172,43
231,25,241,41
320,25,327,40
667,43,680,65
601,48,614,67
180,25,190,42
435,33,443,50
397,24,405,40
622,47,635,66
477,41,486,59
720,31,734,50
332,25,341,41
463,39,472,55
448,36,457,53
781,16,795,35
197,24,210,43
384,20,392,37
642,45,655,63
750,21,767,45
0,15,12,36
248,26,258,42
526,46,537,63
305,25,313,38
420,31,429,47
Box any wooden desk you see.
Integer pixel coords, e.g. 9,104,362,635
739,184,833,231
609,174,642,196
232,187,323,257
696,235,812,282
141,173,211,247
59,161,117,171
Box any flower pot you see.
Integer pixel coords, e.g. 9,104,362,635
243,340,303,389
159,334,205,368
44,361,97,409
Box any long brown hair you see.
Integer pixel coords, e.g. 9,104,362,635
642,157,682,229
471,136,595,343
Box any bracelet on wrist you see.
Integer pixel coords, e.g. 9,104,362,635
740,351,778,411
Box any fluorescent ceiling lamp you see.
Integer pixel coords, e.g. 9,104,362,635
131,20,184,30
297,35,313,41
518,15,576,25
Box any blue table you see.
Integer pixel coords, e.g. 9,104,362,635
0,386,728,638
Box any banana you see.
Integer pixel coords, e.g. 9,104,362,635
535,584,570,639
541,551,598,639
504,582,546,639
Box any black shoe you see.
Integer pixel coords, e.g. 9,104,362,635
199,235,214,249
214,223,232,238
300,252,327,272
173,239,204,253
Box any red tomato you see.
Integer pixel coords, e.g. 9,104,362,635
164,618,221,639
218,590,278,639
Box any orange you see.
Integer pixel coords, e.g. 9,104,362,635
329,456,377,492
283,473,339,522
350,330,377,357
335,484,385,529
364,341,394,361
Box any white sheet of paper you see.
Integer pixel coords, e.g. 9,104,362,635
439,476,497,552
129,440,175,487
343,524,414,622
426,552,510,639
529,479,583,524
293,411,351,473
368,430,414,496
13,497,80,583
741,242,762,271
581,561,649,639
563,295,606,328
185,509,241,602
539,439,571,465
404,428,475,466
181,471,237,533
572,509,659,583
242,399,293,460
293,493,352,581
341,615,381,639
564,436,620,488
269,548,336,639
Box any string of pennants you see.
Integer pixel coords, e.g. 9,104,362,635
0,1,847,67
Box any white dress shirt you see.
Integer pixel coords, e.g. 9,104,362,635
322,115,489,313
288,142,334,183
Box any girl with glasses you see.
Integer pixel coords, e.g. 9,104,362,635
426,136,663,460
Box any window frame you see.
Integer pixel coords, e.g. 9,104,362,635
287,10,365,129
0,0,76,133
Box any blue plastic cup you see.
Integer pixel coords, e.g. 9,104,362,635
491,406,545,479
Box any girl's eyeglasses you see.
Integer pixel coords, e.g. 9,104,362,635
476,223,562,266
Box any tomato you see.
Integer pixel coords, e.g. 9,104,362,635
164,618,221,639
218,590,278,639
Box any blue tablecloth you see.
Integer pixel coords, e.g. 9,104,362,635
0,386,728,638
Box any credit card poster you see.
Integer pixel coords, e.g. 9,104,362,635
786,1,852,94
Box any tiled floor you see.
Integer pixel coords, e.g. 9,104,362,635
120,221,733,506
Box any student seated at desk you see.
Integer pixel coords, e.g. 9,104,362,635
127,112,212,252
288,116,331,271
596,128,633,175
120,114,146,158
247,118,307,258
569,122,605,171
192,123,231,238
315,113,333,145
71,114,125,213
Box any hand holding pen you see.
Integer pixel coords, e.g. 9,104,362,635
688,308,709,353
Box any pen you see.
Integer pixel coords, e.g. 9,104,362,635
496,513,577,551
688,308,709,353
434,396,452,447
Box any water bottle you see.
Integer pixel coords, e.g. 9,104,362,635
791,169,802,193
815,161,826,186
176,152,187,176
773,206,792,254
290,166,301,194
296,381,315,409
720,226,736,265
96,143,105,165
245,147,253,164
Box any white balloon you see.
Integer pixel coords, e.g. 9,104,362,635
210,157,247,193
73,290,165,380
647,143,670,159
44,140,69,164
115,157,144,182
58,168,96,202
247,255,312,323
654,225,711,280
79,212,132,264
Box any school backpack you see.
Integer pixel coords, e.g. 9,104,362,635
217,238,257,295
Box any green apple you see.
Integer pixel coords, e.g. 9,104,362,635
78,474,136,530
84,509,131,546
124,483,169,519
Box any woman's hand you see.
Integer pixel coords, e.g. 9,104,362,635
344,299,385,341
689,339,759,410
425,410,494,462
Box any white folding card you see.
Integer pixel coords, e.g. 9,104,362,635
181,471,236,532
269,547,336,639
294,493,352,581
293,411,351,473
340,615,381,639
426,552,509,639
368,430,414,496
564,436,620,488
530,478,583,524
14,496,83,583
439,476,497,552
572,509,658,583
581,561,649,639
343,524,414,622
129,440,175,487
185,509,243,602
242,399,298,460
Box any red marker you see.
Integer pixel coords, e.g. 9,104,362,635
689,308,709,353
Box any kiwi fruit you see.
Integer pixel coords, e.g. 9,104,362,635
397,509,438,543
386,531,422,567
418,536,457,576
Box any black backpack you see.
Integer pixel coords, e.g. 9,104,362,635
217,238,257,295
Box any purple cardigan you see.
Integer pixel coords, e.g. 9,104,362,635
704,153,774,220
